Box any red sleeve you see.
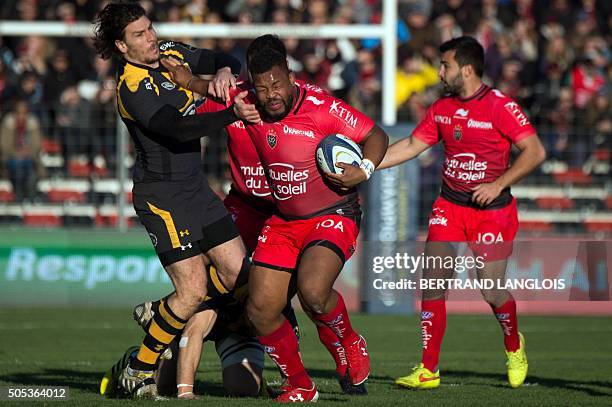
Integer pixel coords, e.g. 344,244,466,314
494,98,537,143
195,83,252,115
317,97,375,144
195,98,224,114
412,104,439,145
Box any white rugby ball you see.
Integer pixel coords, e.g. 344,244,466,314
316,134,363,174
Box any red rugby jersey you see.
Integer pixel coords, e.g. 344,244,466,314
245,86,375,219
413,85,536,193
195,80,325,205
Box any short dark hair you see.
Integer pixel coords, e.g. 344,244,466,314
246,34,287,66
248,48,289,76
93,1,146,60
439,36,484,77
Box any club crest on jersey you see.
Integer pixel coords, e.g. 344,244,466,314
453,124,462,141
267,130,277,148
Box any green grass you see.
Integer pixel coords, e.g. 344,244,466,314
0,309,611,406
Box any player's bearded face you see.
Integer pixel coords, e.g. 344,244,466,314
120,16,160,65
252,66,295,121
443,70,464,95
439,51,464,95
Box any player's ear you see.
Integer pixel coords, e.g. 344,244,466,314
115,39,128,55
288,71,295,86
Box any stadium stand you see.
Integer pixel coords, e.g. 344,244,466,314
0,0,609,236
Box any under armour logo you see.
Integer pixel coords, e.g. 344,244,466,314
289,393,304,402
180,229,190,237
154,344,164,352
361,347,368,356
180,243,193,251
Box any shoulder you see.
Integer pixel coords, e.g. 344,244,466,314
158,40,199,54
117,62,159,96
484,88,515,110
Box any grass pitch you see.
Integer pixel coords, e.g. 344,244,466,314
0,308,611,406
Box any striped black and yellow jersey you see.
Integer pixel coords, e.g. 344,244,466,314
116,40,231,182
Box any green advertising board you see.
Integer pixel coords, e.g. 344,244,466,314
0,229,172,306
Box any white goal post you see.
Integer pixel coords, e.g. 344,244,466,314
0,0,398,125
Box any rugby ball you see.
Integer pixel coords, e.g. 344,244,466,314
316,134,363,174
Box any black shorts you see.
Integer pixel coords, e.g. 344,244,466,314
133,177,239,266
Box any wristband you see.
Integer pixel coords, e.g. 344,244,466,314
359,158,375,180
177,384,194,388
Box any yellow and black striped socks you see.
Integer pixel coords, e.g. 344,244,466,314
129,298,187,371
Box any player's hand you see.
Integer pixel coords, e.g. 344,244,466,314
209,67,237,103
233,90,261,123
160,56,193,89
472,182,504,206
324,162,367,190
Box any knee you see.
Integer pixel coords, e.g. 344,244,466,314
481,289,508,307
298,290,329,316
246,297,272,327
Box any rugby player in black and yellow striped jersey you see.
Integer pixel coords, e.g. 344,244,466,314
93,1,260,399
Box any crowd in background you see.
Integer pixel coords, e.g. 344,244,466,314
0,0,610,204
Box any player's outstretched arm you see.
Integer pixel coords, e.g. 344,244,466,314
472,134,546,206
174,310,218,398
377,136,431,170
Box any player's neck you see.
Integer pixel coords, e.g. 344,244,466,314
459,79,484,99
124,55,159,70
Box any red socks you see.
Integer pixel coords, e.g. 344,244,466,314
420,299,446,372
492,297,520,352
258,319,313,389
316,324,348,376
313,293,359,346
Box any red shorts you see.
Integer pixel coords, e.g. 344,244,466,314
223,193,273,253
252,214,359,272
427,196,518,261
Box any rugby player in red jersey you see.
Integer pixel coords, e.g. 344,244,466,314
242,48,388,402
378,36,546,389
154,35,363,397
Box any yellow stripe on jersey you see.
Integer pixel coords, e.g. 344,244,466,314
147,202,181,249
118,63,160,95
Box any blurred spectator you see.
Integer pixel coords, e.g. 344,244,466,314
348,48,381,118
55,86,91,174
43,49,77,116
0,59,16,106
0,99,43,202
295,49,332,92
395,47,438,109
571,57,606,110
226,0,267,23
91,77,117,176
16,71,48,128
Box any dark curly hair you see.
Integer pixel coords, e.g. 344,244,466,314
246,35,287,67
248,48,289,76
93,1,145,60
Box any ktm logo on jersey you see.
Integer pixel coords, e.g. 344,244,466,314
267,130,277,148
453,124,462,141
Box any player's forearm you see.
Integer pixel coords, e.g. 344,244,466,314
185,77,211,96
176,338,203,389
494,141,546,189
361,125,389,167
149,105,238,142
377,137,429,170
